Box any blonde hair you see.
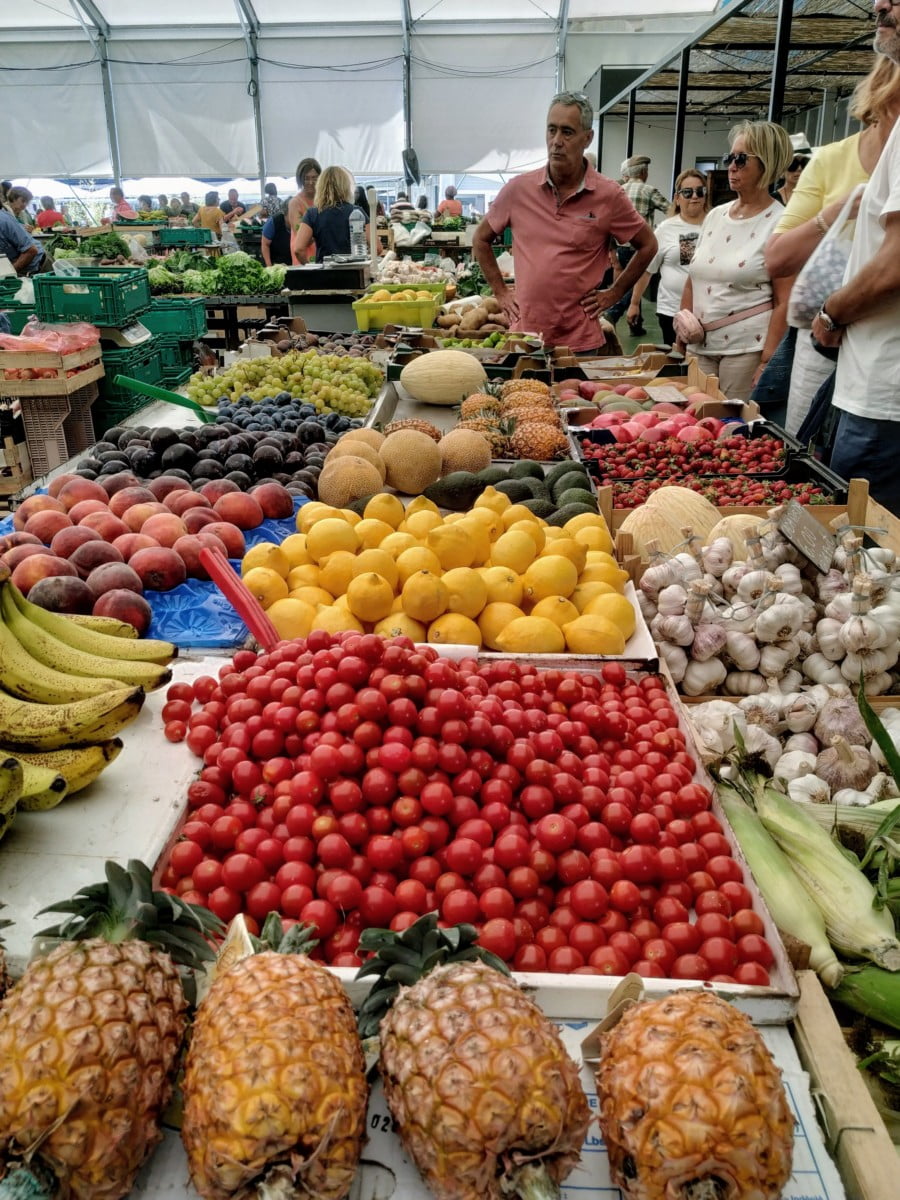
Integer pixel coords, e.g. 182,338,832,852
851,55,900,127
314,167,353,211
728,121,793,191
668,169,709,218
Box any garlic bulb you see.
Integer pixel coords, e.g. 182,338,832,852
784,732,819,755
778,669,804,694
816,737,879,792
759,638,800,678
839,576,890,654
825,592,854,622
738,691,781,730
742,725,782,771
735,569,770,604
701,538,733,578
802,654,845,686
658,641,688,684
723,630,760,671
783,691,819,733
814,695,869,746
720,600,757,634
721,561,752,596
755,595,805,643
773,750,817,782
723,671,767,696
840,646,899,684
691,699,748,746
656,584,687,617
681,657,727,697
640,546,684,600
651,613,694,648
788,774,831,804
672,552,703,584
867,772,900,801
636,589,658,623
815,617,844,662
818,569,850,606
690,624,728,662
774,563,804,596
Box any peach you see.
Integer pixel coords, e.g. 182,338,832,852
173,533,222,579
108,486,156,519
213,493,264,530
128,547,186,592
57,478,109,511
251,481,293,520
3,544,49,570
11,554,77,596
78,511,129,542
112,533,159,559
50,525,103,559
122,502,168,533
199,479,240,504
0,532,41,552
183,507,220,534
27,576,94,614
147,476,191,502
140,513,187,549
24,509,73,545
203,521,246,559
47,473,80,499
85,561,143,602
99,471,141,497
12,494,65,533
165,491,208,517
69,541,125,579
92,589,152,636
68,498,111,524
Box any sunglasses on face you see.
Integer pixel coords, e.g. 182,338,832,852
787,159,807,172
677,186,706,198
722,152,761,168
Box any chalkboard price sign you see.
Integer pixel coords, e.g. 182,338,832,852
776,500,836,574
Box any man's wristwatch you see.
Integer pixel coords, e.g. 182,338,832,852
817,304,842,332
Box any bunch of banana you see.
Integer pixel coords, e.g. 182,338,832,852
0,757,23,843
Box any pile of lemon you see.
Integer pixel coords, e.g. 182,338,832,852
240,485,635,655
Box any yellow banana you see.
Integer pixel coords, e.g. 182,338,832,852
17,760,68,811
0,805,16,844
9,585,175,664
2,589,171,691
16,739,123,797
0,756,24,817
64,613,139,639
0,603,123,704
0,685,144,751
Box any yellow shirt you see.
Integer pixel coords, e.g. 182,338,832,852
775,133,869,231
196,205,225,232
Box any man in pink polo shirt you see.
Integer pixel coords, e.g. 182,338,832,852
472,92,657,352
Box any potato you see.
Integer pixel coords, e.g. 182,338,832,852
436,313,459,329
482,296,501,314
459,305,489,331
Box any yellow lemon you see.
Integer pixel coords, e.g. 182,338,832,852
540,536,586,574
543,526,567,541
403,509,442,539
354,548,399,590
474,485,510,514
317,551,357,597
562,614,626,655
491,529,537,574
479,565,523,606
522,555,578,602
266,597,315,640
396,545,442,585
501,504,541,530
374,612,427,641
390,594,405,613
529,595,579,628
311,607,364,634
355,518,394,549
573,525,617,553
496,616,565,655
508,519,545,554
478,602,526,650
364,493,405,528
571,581,618,612
455,516,491,565
406,495,440,517
333,593,351,612
427,613,482,648
565,513,613,548
428,524,475,570
584,592,636,639
241,567,289,609
441,567,488,619
346,572,395,622
401,570,449,623
306,518,359,562
380,531,419,558
241,541,290,579
578,561,628,590
585,550,619,568
287,563,321,591
279,532,312,568
297,503,340,533
339,509,362,527
289,585,334,608
466,506,502,541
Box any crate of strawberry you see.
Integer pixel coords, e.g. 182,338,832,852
611,476,835,508
580,434,789,479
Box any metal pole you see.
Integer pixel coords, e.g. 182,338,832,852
768,0,793,124
671,47,690,196
98,36,122,188
556,0,570,92
401,0,412,152
248,32,266,196
625,90,637,159
596,117,604,174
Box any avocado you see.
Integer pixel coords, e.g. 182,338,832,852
423,472,485,512
556,488,598,510
545,459,588,489
551,471,594,501
495,478,534,503
519,498,557,519
508,459,545,480
348,493,376,515
517,475,550,501
547,502,600,527
476,465,509,485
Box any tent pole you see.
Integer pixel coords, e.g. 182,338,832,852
625,89,637,159
401,0,412,152
671,47,689,196
234,0,266,196
556,0,570,92
768,0,793,124
70,2,122,188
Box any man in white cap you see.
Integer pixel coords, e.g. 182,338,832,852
609,155,670,333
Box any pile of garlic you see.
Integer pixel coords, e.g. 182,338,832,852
639,522,900,699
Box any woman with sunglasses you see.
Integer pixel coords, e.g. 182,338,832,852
626,170,709,347
677,121,793,401
776,154,809,207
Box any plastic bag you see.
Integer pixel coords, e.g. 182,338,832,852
124,235,147,264
0,317,101,354
787,185,863,329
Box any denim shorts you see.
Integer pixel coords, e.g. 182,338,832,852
829,410,900,513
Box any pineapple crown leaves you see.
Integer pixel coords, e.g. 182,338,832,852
36,859,223,969
354,912,510,1038
252,912,319,956
0,903,10,939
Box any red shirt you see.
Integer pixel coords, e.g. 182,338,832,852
486,163,646,350
437,198,463,217
36,210,65,228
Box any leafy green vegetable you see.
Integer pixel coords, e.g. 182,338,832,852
181,269,209,294
262,265,287,291
212,254,268,296
46,234,79,253
147,266,184,294
81,233,130,259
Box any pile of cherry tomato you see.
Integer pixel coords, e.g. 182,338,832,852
159,631,777,984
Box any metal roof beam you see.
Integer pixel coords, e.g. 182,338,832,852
556,0,570,92
71,0,108,39
401,0,412,153
233,0,260,37
233,0,265,195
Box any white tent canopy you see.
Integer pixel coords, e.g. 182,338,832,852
0,1,718,179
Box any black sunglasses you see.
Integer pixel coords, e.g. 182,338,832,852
723,152,761,168
677,186,706,199
787,158,808,172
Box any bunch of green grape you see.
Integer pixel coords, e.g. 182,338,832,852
186,348,383,411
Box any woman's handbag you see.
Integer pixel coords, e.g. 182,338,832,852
787,185,864,329
672,300,773,347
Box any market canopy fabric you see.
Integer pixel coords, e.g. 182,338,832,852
0,1,720,179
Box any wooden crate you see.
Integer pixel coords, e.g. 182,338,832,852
0,344,104,397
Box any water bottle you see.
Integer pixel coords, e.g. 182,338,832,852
349,207,366,259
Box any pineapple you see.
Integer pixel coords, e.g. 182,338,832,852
359,916,590,1200
383,418,443,442
458,418,509,458
509,420,569,461
0,904,10,1000
181,915,367,1199
460,392,501,421
500,379,550,399
596,991,793,1200
0,860,220,1200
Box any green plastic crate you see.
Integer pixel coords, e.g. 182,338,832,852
33,266,151,326
159,364,192,389
0,279,32,334
157,227,213,246
140,296,208,339
353,282,445,331
157,336,193,374
99,340,163,414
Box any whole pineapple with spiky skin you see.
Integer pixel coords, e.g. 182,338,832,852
0,861,220,1200
182,916,368,1199
359,916,590,1200
596,991,793,1200
509,420,569,461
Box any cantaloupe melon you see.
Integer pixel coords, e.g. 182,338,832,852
379,428,443,494
438,428,492,476
325,439,386,481
317,456,384,508
399,350,488,406
708,514,762,560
